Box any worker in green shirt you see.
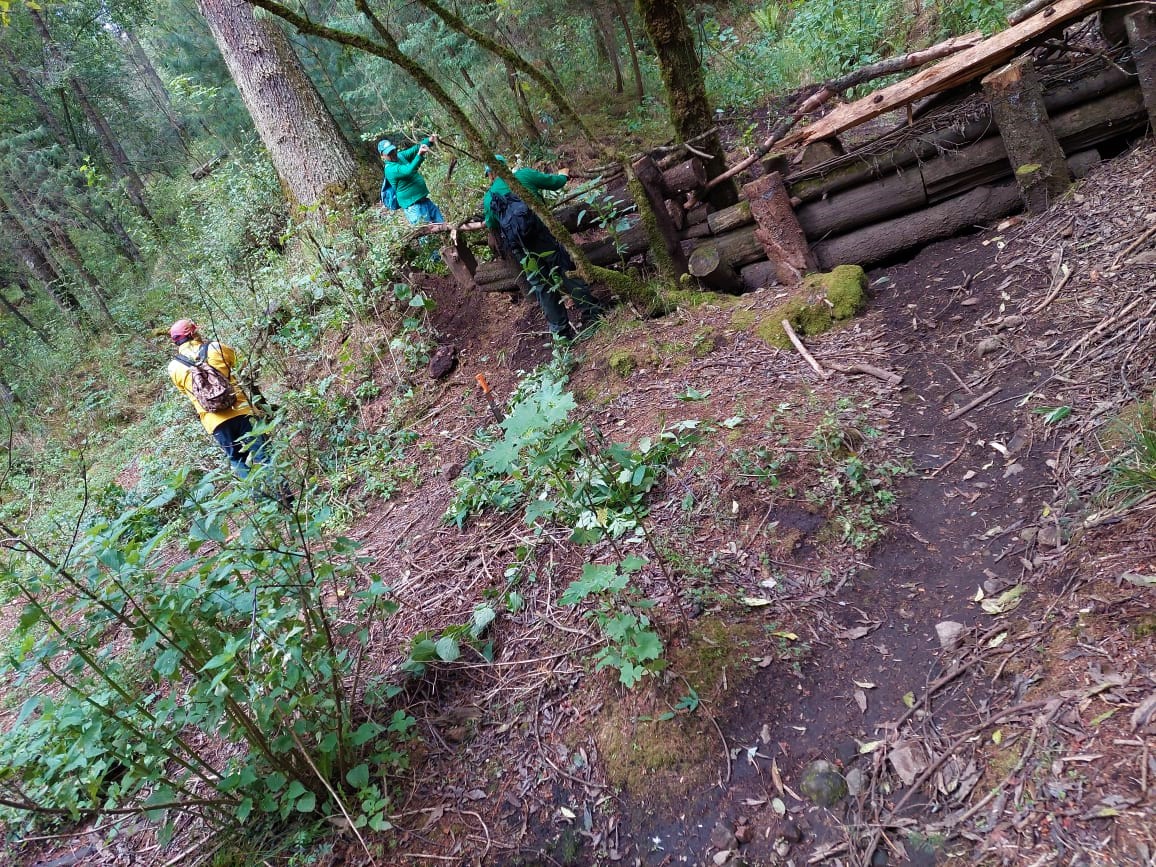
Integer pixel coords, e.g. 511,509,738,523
378,135,445,225
483,157,605,340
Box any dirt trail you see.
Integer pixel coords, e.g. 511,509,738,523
623,233,1059,864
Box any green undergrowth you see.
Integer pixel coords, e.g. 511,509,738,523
0,458,415,840
447,348,703,686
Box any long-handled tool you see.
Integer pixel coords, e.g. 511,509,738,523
476,373,505,423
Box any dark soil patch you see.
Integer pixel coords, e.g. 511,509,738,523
606,231,1067,863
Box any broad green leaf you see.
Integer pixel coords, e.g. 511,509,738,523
435,636,461,662
346,764,370,789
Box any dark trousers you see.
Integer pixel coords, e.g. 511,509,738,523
519,253,604,335
211,414,269,478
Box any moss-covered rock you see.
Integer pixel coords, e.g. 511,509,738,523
819,264,869,319
734,265,868,348
691,327,723,358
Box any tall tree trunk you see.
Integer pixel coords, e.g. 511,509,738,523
459,66,512,145
612,0,645,104
287,32,364,142
504,62,540,141
0,42,71,149
29,9,156,223
0,195,83,317
593,7,625,94
0,283,54,348
84,195,143,264
635,0,737,207
196,0,371,210
122,29,194,157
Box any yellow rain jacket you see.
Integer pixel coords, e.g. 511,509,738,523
168,339,254,433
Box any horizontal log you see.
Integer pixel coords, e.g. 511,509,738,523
688,224,765,270
686,203,712,225
797,85,1146,233
706,200,752,235
680,222,713,240
796,167,927,239
787,62,1133,204
662,157,707,194
781,0,1110,148
584,223,651,266
688,243,743,293
475,259,520,289
922,86,1147,202
813,182,1022,269
1052,85,1148,152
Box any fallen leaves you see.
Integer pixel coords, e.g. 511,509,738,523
979,584,1027,614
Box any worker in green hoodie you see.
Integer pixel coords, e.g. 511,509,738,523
378,134,445,225
483,157,605,340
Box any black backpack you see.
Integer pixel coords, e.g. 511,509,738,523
490,191,548,254
172,343,237,413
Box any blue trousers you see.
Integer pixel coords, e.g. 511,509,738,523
404,198,445,225
211,414,269,479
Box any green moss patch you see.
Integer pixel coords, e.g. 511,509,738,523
736,265,868,349
608,348,640,378
594,617,763,800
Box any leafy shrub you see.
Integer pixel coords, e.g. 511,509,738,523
0,468,412,837
446,354,699,539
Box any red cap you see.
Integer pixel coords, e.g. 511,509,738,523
169,319,197,342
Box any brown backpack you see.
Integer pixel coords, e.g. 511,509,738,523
173,343,237,413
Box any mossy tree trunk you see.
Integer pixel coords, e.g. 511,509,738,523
635,0,737,208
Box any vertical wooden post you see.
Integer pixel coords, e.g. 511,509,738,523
982,57,1071,213
631,155,689,276
440,231,478,291
742,172,815,286
1126,8,1156,131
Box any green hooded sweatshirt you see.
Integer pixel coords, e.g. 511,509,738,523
483,165,568,234
384,138,432,208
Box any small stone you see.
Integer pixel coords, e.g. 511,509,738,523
427,343,457,379
888,741,928,787
709,821,738,852
983,578,1002,595
800,760,847,807
976,336,1002,357
936,621,965,651
1019,527,1038,542
712,851,732,866
443,462,463,480
774,837,791,857
871,849,889,866
767,817,802,843
845,767,865,796
1038,524,1063,548
734,822,753,845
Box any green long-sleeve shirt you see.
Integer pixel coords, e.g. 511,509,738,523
483,167,568,234
384,138,432,208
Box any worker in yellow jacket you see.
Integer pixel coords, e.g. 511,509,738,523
167,319,268,478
